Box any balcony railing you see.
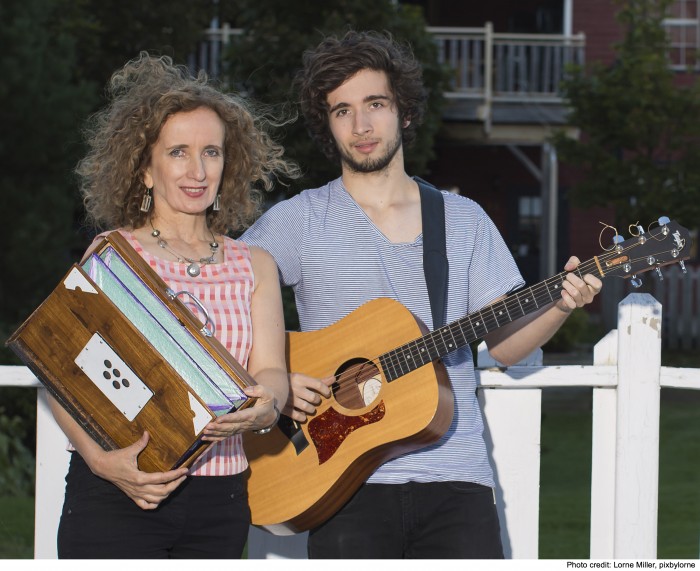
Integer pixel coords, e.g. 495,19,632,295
192,24,585,95
189,23,586,131
430,24,586,103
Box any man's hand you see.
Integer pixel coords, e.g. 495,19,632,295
556,256,603,313
284,373,335,423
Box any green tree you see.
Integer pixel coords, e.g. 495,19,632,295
222,0,449,195
552,0,700,229
0,0,221,359
57,0,216,93
0,0,98,360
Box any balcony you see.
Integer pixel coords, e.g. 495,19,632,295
192,23,585,143
430,24,585,142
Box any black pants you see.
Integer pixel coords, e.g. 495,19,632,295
308,481,504,559
57,453,250,559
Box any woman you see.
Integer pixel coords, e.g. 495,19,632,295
50,53,298,559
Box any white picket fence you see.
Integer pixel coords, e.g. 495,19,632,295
1,293,698,559
601,264,700,351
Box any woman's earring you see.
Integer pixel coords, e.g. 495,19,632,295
212,193,221,212
140,187,153,213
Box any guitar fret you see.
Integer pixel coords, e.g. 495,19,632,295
426,330,442,359
415,339,431,365
447,323,467,347
378,354,394,382
470,313,489,338
518,288,539,313
489,303,508,328
394,346,410,376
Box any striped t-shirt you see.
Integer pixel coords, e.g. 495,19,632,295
241,177,524,487
80,230,254,477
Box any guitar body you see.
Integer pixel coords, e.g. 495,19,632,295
243,297,455,535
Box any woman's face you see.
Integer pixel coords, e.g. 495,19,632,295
143,107,225,220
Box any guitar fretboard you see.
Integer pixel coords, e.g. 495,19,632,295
373,219,686,383
378,266,594,382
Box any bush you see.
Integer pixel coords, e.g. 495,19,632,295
0,411,35,497
543,308,602,353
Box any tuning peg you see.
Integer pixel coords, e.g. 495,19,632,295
630,275,643,288
655,267,664,280
613,234,624,252
679,260,687,274
636,224,645,235
658,216,671,236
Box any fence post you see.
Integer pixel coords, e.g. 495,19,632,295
478,343,542,558
34,389,71,558
614,293,662,557
590,328,618,558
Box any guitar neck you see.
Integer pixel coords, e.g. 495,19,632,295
379,261,604,382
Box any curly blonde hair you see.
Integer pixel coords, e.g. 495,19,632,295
77,52,299,234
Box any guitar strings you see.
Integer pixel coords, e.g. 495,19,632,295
327,226,679,395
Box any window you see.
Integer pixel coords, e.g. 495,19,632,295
664,0,700,70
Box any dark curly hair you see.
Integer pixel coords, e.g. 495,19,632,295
77,52,299,234
294,30,428,163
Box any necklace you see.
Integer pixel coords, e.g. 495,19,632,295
149,223,219,277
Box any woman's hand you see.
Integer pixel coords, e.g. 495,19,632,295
202,384,279,441
89,432,188,510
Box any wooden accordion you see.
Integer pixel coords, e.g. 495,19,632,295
6,231,256,472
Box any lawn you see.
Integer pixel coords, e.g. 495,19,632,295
539,386,700,559
0,496,33,558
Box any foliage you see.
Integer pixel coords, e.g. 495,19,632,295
51,0,217,96
221,0,449,196
542,308,602,353
552,0,700,229
0,0,97,360
0,408,35,498
0,0,223,362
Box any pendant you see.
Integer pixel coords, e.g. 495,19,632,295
186,262,201,277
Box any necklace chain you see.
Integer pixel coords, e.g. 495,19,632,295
149,222,219,277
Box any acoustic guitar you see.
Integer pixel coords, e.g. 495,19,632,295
243,218,691,535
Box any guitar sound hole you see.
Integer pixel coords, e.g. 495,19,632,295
333,358,382,410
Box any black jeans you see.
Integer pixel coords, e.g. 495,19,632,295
57,452,250,559
308,481,504,559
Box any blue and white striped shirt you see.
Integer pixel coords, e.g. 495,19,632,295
241,177,524,486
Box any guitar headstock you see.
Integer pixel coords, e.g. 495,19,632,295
597,217,692,285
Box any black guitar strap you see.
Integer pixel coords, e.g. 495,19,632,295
415,177,449,330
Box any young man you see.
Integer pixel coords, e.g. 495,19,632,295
241,31,602,559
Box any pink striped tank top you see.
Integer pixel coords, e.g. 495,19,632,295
116,229,254,476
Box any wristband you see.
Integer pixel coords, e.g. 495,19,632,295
253,403,280,435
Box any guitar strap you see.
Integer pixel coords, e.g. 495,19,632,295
415,177,449,330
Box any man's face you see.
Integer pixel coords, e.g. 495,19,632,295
326,69,403,174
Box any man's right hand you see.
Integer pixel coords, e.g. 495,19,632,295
284,373,335,423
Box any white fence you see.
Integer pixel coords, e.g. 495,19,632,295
1,293,699,559
601,264,700,351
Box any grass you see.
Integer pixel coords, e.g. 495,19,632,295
0,496,33,558
538,386,700,559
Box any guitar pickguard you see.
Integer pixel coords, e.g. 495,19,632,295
308,401,386,464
